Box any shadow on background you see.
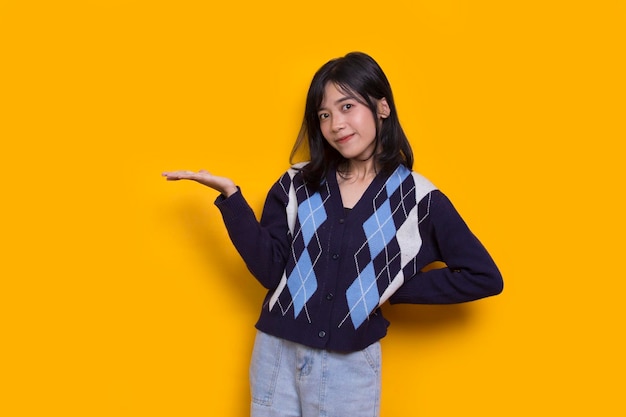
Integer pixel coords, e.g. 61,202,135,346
383,302,474,333
174,197,267,314
169,197,265,415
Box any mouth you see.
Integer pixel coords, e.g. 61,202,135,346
336,133,354,144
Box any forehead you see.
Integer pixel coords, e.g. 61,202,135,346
319,82,359,108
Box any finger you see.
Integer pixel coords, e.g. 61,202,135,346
162,171,192,180
172,170,195,175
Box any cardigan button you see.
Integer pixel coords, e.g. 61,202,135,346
332,254,339,260
339,218,345,224
326,293,334,301
318,331,326,338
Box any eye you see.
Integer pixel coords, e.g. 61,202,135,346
342,103,353,111
319,112,329,120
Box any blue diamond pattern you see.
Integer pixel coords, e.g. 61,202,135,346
362,200,396,259
298,193,327,245
346,263,380,328
385,166,410,196
286,191,327,318
287,250,318,317
344,166,413,329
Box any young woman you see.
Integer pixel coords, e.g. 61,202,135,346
163,52,503,417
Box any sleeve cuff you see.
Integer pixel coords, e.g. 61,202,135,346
214,187,253,220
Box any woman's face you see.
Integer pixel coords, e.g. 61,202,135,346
317,83,388,162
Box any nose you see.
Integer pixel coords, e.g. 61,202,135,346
330,113,345,132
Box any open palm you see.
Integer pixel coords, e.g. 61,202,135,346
162,169,238,197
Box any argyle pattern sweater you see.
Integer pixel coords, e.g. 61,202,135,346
215,164,503,352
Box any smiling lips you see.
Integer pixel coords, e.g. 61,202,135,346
336,133,354,144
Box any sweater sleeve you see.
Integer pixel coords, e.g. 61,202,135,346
390,190,503,304
214,179,291,290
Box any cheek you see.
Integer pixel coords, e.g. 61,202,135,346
355,111,376,129
363,115,380,135
319,123,332,141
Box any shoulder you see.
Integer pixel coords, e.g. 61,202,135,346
391,166,438,200
286,161,310,178
270,162,310,199
408,170,437,197
398,169,466,221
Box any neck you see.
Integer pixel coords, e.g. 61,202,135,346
339,157,378,181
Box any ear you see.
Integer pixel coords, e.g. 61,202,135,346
377,98,390,119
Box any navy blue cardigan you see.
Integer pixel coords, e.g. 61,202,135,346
215,164,503,352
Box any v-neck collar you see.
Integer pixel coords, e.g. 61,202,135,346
326,165,391,214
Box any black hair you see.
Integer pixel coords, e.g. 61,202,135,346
290,51,414,188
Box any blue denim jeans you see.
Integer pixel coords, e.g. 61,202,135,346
250,330,381,417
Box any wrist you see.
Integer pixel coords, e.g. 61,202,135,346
221,185,239,198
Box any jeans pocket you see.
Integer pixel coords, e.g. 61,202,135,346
250,331,283,406
360,341,381,376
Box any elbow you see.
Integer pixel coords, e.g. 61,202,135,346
495,274,504,295
460,268,503,301
249,267,284,290
484,269,504,297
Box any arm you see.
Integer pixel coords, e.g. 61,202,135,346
162,170,291,289
214,181,291,289
390,191,503,304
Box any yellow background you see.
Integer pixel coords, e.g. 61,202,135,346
1,1,624,415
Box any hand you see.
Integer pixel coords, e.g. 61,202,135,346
161,169,238,197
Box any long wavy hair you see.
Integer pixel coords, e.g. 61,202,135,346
290,52,414,189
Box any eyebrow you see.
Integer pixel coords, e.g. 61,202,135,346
318,95,355,112
335,96,354,105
